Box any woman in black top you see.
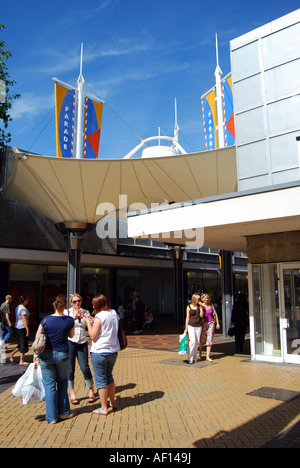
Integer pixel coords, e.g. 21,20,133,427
184,294,204,364
34,295,75,424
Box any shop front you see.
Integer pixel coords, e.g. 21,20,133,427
249,262,300,364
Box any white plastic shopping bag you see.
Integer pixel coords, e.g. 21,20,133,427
178,333,188,356
0,339,5,364
12,363,45,405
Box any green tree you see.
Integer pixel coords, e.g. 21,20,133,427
0,23,20,149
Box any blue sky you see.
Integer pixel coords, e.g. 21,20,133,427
2,0,299,159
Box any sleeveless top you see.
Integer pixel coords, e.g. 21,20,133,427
202,306,214,323
90,309,120,354
188,306,202,327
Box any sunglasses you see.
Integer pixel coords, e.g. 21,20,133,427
72,299,81,303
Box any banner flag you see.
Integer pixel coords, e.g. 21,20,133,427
55,83,75,158
201,72,235,150
223,74,235,147
83,97,103,159
201,87,218,150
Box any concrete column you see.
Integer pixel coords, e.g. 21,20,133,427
171,245,185,326
56,222,94,306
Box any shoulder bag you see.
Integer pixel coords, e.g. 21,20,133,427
32,317,47,356
118,321,127,350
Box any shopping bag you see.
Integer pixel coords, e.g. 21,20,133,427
0,339,5,364
178,333,188,355
12,363,45,405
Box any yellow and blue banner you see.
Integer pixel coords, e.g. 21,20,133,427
55,83,75,158
83,97,103,159
201,73,235,150
201,87,218,150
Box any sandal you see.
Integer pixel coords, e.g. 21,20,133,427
93,408,107,416
71,398,79,405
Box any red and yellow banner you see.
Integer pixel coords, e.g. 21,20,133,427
223,74,235,147
83,97,103,159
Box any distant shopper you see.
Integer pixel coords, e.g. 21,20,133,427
33,295,75,424
65,293,95,405
83,294,119,415
117,300,126,330
143,308,153,329
184,294,204,364
133,295,145,334
199,293,220,362
8,295,30,366
231,293,249,352
0,295,14,344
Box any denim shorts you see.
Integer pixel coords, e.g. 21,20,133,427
90,352,117,389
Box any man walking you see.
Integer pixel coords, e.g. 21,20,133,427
0,295,14,344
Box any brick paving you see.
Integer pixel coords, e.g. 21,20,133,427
0,332,299,449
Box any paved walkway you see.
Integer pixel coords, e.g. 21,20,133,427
0,332,299,449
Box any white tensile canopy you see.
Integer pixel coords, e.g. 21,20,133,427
3,147,237,225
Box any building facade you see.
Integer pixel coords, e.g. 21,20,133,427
231,10,300,364
0,192,247,328
127,10,300,364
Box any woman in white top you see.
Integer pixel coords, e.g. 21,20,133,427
8,295,30,366
65,293,95,405
83,294,120,415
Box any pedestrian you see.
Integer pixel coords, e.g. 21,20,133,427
117,300,126,330
64,293,95,405
133,295,145,334
0,295,14,344
8,295,30,366
33,294,75,424
231,293,249,352
199,293,220,362
184,294,204,364
83,294,119,415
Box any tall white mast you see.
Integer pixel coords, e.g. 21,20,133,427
214,34,225,149
174,98,179,143
75,43,85,159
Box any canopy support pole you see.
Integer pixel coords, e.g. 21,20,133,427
56,222,94,306
170,245,185,326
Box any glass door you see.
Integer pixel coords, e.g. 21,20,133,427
279,264,300,364
251,264,281,361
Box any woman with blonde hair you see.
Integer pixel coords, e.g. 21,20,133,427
65,293,95,405
184,294,204,364
199,293,220,362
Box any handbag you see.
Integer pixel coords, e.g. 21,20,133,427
227,326,235,337
12,363,45,405
31,317,47,356
118,321,127,350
